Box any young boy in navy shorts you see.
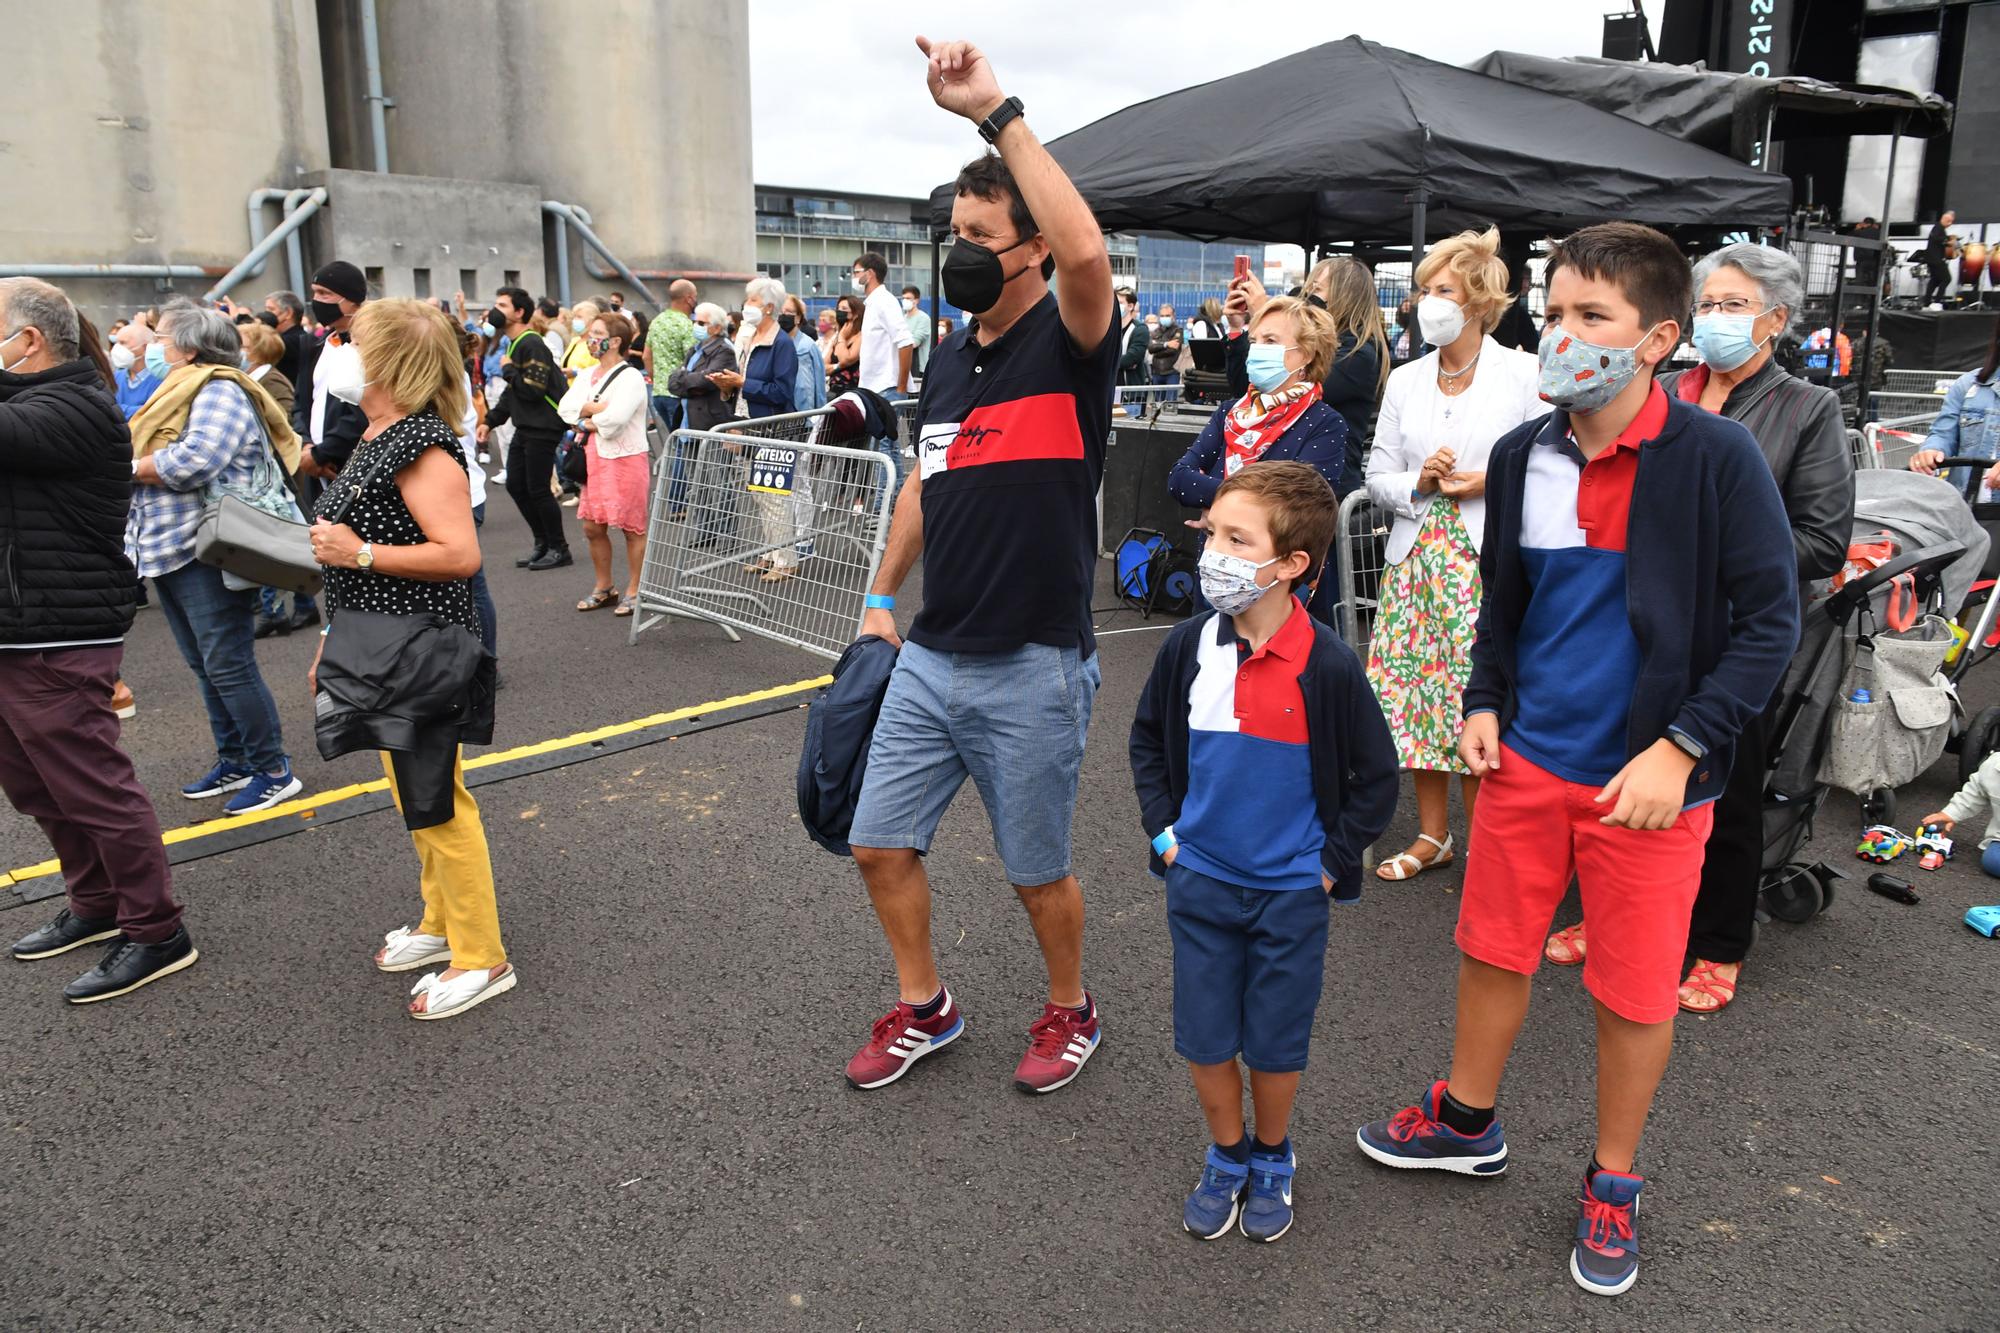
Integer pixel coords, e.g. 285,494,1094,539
1354,223,1800,1295
1129,462,1398,1242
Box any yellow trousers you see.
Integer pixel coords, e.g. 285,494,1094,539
380,750,506,970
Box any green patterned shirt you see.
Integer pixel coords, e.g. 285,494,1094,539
646,308,698,396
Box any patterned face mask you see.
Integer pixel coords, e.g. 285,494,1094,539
1536,321,1662,414
1197,548,1282,615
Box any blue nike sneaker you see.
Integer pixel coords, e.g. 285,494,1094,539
1571,1166,1644,1296
1356,1080,1509,1176
1182,1145,1250,1240
1239,1141,1296,1242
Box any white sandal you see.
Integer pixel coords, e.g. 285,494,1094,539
1376,833,1455,881
408,964,517,1020
375,926,451,973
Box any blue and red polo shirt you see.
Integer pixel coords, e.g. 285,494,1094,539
1173,598,1324,891
909,292,1120,655
1504,381,1669,786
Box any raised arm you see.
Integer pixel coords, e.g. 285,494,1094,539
917,35,1113,350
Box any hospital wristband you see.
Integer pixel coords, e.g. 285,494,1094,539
865,594,895,610
1151,828,1177,856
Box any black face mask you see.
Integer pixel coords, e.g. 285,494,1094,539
777,312,797,334
942,234,1035,315
310,298,344,325
1306,294,1328,311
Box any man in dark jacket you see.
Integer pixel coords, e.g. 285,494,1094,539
478,285,572,570
1923,209,1955,307
1116,288,1148,413
0,277,198,1003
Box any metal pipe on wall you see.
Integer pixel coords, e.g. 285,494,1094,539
0,264,218,279
204,188,329,301
541,201,661,307
359,0,391,174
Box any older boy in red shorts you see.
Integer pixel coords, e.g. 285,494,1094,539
1354,223,1799,1296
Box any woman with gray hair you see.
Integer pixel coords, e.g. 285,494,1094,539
127,299,306,816
1542,242,1853,1014
710,278,803,579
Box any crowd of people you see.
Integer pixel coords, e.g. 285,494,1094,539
4,28,1995,1307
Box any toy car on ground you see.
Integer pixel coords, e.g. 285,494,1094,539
1966,905,2000,938
1913,823,1955,871
1855,825,1911,863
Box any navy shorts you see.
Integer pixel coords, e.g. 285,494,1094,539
1166,861,1330,1073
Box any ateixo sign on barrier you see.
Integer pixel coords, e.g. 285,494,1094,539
629,408,897,661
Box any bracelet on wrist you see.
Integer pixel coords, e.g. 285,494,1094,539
865,594,895,611
1151,828,1177,856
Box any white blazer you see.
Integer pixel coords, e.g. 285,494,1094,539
1365,335,1544,566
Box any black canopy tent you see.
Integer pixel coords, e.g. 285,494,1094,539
926,36,1794,269
1467,52,1953,167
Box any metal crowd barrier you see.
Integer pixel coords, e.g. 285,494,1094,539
1847,427,1874,472
1862,411,1942,473
1331,490,1390,660
628,407,896,660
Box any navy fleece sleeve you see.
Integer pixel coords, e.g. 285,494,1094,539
1319,647,1400,898
1669,432,1802,755
1128,635,1181,841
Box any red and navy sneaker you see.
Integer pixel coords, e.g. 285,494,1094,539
1355,1080,1509,1176
1013,995,1100,1094
844,988,965,1090
1571,1166,1644,1296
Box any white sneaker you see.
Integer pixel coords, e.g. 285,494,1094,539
376,926,451,973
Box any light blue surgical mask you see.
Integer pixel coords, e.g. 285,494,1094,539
143,341,170,378
571,318,586,334
1244,343,1298,394
478,321,496,339
1690,310,1772,373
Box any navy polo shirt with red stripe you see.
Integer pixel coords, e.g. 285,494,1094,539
1506,381,1668,785
910,292,1120,655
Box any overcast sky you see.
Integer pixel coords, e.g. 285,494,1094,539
747,1,1657,199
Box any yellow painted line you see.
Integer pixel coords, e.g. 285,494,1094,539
0,674,830,890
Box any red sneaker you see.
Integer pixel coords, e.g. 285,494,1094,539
1013,996,1101,1094
845,988,965,1089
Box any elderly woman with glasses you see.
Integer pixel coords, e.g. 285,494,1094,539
126,299,306,817
1542,242,1853,1014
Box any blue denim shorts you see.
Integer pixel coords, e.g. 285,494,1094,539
849,640,1100,885
1166,861,1330,1073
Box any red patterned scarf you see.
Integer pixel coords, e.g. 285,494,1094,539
1222,381,1322,476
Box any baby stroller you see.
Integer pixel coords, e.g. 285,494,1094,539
1758,468,1989,923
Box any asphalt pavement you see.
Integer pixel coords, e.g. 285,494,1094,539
1,491,1994,1331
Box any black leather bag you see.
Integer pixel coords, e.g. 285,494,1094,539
560,362,634,487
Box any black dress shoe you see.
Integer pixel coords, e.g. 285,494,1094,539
527,547,574,571
12,907,120,961
288,603,322,632
64,926,198,1004
515,546,548,569
253,614,290,640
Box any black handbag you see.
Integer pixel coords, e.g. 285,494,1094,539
561,362,634,487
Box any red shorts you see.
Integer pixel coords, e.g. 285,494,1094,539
1456,744,1715,1024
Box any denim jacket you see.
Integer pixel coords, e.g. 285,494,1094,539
1923,371,2000,497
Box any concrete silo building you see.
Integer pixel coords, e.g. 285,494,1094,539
0,0,753,322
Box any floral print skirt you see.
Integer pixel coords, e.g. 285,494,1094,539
1365,499,1483,775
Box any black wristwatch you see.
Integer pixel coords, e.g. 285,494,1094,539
1668,729,1707,762
977,96,1025,144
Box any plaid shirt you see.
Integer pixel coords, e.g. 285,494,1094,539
125,380,268,579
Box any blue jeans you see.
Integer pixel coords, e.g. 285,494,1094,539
153,560,288,773
848,640,1100,886
470,503,497,657
876,388,910,496
654,395,691,511
1150,370,1181,404
258,585,317,620
1981,841,2000,878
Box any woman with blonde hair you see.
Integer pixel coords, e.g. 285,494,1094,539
559,300,601,380
1167,295,1351,620
306,298,513,1020
1227,257,1390,488
1362,226,1542,882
